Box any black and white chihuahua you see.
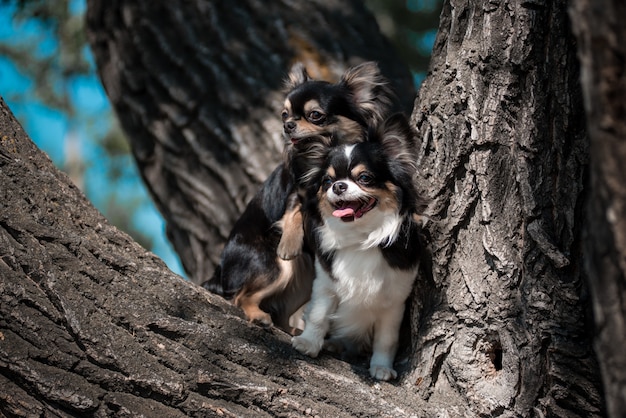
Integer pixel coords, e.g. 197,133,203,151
292,113,422,380
204,62,394,334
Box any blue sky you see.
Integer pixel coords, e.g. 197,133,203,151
0,1,185,276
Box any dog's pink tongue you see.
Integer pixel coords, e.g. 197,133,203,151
332,202,359,218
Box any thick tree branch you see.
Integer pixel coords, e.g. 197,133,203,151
0,96,445,417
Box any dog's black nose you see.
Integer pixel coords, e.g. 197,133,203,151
284,121,297,133
332,182,348,195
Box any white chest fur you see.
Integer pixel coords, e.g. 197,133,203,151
318,206,404,250
316,208,417,321
292,208,418,381
329,246,416,307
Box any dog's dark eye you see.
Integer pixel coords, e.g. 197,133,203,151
308,110,325,122
322,175,333,188
281,110,289,121
357,173,373,185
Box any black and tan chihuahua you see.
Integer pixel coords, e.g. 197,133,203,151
204,62,394,334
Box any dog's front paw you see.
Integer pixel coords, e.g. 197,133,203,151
292,335,323,358
277,236,302,260
251,313,273,328
369,364,397,381
240,305,274,328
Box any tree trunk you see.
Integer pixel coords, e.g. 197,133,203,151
85,0,416,286
408,0,603,415
1,0,619,416
568,1,626,417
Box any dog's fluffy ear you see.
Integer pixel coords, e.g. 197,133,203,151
285,63,311,90
340,62,394,125
377,113,426,215
292,140,331,189
379,114,416,166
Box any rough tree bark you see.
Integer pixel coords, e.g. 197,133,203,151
1,0,621,416
569,1,626,417
406,0,604,416
85,0,416,286
0,96,439,417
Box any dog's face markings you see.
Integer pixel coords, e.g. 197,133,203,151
302,100,326,125
281,81,365,147
281,100,292,121
282,89,337,142
282,98,330,138
377,182,401,214
316,144,403,223
344,143,356,161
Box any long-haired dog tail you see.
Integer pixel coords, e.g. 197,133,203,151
202,265,233,297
